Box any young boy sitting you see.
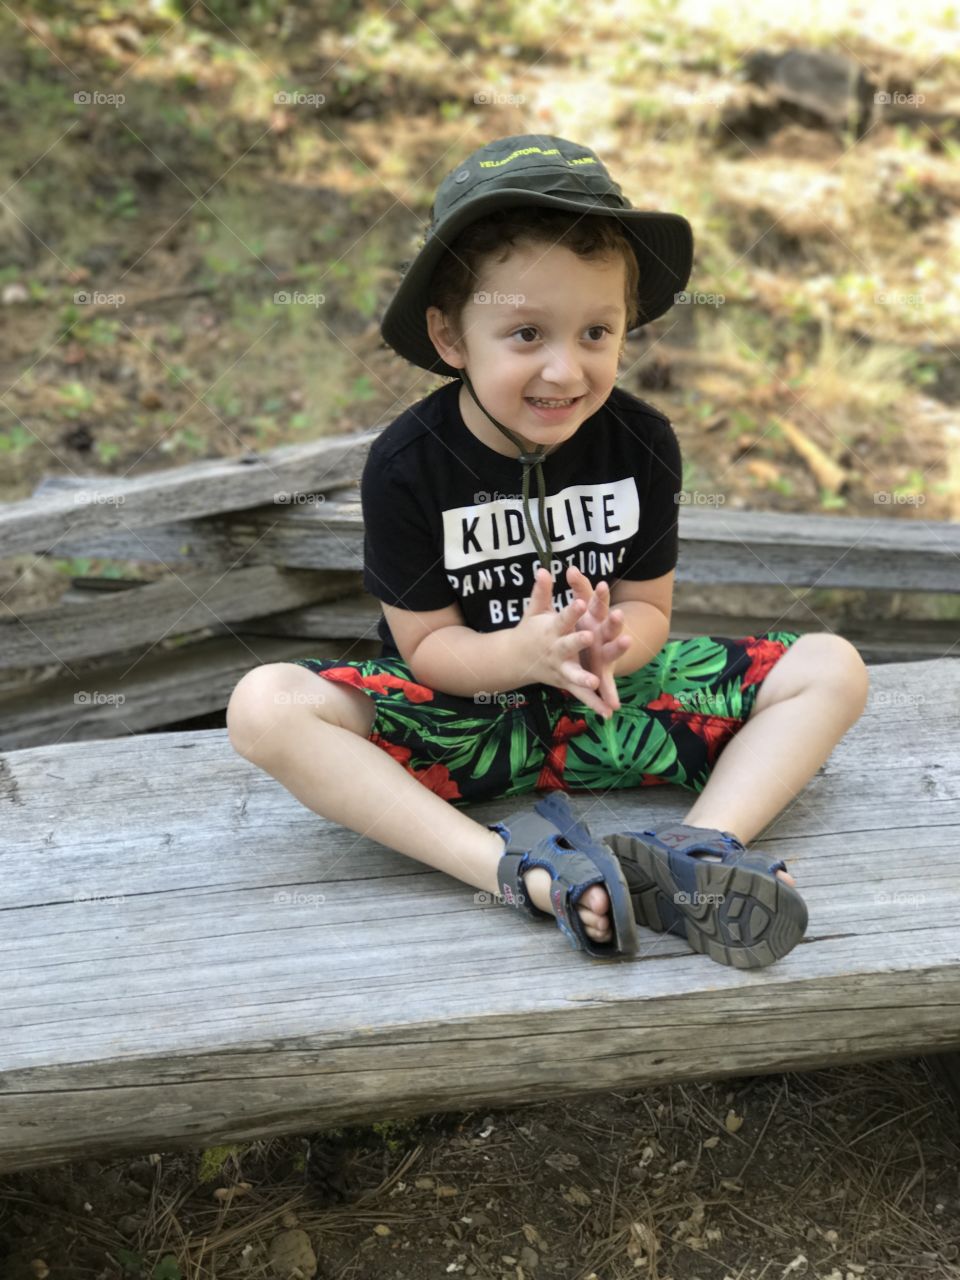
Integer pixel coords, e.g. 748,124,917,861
226,134,869,967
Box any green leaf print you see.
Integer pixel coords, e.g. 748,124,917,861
563,712,678,790
658,635,728,686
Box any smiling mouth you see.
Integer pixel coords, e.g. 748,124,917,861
525,394,584,407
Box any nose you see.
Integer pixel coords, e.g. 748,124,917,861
540,341,585,386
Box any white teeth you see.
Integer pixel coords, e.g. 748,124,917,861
529,396,577,406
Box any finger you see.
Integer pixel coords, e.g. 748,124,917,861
562,597,588,626
564,628,594,654
562,679,614,718
600,634,630,661
596,674,621,712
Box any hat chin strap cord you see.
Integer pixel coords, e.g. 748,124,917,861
458,367,555,573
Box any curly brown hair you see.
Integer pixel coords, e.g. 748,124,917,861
426,206,639,340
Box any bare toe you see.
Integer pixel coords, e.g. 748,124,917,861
776,869,797,888
577,885,611,939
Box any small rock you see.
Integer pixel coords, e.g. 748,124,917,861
281,1211,298,1228
2,283,29,304
268,1228,317,1279
29,1262,49,1280
117,1215,144,1238
520,1246,539,1269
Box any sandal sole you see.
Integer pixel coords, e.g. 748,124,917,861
603,833,807,969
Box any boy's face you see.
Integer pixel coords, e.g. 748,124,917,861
427,240,628,456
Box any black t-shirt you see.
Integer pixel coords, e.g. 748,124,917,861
361,379,682,659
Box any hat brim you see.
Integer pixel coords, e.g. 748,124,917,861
380,188,694,379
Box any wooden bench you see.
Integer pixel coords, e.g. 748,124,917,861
1,434,958,1173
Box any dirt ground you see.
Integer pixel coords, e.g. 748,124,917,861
2,1058,960,1280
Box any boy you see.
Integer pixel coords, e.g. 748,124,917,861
227,134,869,966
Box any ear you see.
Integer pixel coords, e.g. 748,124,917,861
426,305,467,369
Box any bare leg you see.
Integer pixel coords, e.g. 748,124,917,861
226,665,612,943
682,634,870,874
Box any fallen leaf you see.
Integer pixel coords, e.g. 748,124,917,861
724,1110,744,1133
563,1185,592,1207
213,1182,252,1203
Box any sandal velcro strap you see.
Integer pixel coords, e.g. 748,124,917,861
490,797,641,959
496,849,553,920
644,823,789,878
641,823,745,857
520,837,607,947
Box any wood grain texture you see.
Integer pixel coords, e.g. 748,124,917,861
0,633,376,749
2,433,378,557
0,566,342,670
0,659,957,1172
26,476,960,590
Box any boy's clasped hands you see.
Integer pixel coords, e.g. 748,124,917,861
520,564,631,720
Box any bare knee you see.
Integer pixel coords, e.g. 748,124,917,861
797,633,870,712
226,663,319,762
226,662,374,762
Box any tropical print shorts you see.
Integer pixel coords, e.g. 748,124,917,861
293,632,802,808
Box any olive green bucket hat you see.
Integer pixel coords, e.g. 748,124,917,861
380,133,694,379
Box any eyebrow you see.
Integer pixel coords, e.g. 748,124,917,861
500,303,624,318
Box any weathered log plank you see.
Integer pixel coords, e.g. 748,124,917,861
0,659,957,1172
0,566,346,670
21,476,960,591
0,587,952,748
238,593,960,665
0,433,379,557
0,633,377,749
